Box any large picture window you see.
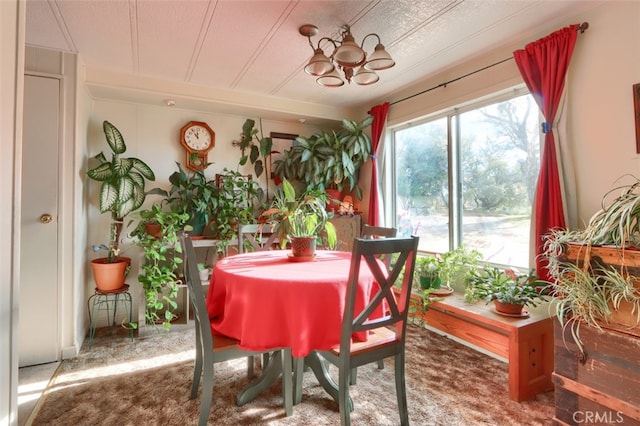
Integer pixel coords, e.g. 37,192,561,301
391,89,541,268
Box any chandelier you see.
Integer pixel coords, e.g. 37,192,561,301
298,24,395,87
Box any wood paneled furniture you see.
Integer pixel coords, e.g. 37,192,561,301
413,292,554,402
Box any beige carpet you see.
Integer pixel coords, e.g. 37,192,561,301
31,323,554,425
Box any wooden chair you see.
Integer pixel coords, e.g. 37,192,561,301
238,223,279,253
180,234,293,426
313,236,419,426
362,224,398,269
237,222,280,373
358,224,398,375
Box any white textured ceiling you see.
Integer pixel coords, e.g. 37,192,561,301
25,0,601,124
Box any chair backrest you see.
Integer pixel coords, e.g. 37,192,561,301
340,236,419,349
362,224,397,239
361,225,398,269
238,223,279,253
180,234,214,352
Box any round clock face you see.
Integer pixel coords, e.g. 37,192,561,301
184,124,212,151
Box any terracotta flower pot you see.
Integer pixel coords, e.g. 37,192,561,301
325,189,342,211
91,257,131,291
144,222,162,239
493,300,524,315
290,237,317,258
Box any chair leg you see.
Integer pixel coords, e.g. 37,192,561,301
191,326,203,399
247,356,255,379
350,367,357,385
199,359,214,426
377,359,384,369
339,368,352,426
395,352,409,426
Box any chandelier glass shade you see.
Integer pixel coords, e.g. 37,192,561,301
299,24,395,87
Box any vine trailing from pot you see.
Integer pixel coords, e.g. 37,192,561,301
86,120,156,291
130,205,190,329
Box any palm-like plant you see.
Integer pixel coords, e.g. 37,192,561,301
272,117,373,199
87,121,156,262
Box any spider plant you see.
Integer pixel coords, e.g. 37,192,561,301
542,176,640,356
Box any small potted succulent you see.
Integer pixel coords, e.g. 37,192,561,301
465,267,549,316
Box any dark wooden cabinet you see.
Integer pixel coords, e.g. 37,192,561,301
553,321,640,425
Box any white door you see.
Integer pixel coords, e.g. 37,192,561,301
19,75,60,366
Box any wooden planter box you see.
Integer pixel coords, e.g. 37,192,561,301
560,243,640,336
553,319,640,425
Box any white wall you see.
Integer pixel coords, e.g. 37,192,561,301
1,1,23,424
384,1,640,228
85,100,327,321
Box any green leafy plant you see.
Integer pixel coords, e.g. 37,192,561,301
541,175,640,356
158,162,218,235
238,119,273,189
87,120,156,262
131,205,190,329
272,117,373,199
212,169,262,241
261,178,337,249
414,255,444,290
465,267,549,307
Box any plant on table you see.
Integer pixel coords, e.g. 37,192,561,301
87,120,156,290
261,178,337,257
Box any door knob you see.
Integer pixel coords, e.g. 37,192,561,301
39,214,53,224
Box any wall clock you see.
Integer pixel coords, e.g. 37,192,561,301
179,121,215,170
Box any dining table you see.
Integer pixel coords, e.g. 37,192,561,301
205,249,384,408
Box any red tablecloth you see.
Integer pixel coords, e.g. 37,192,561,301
206,250,380,358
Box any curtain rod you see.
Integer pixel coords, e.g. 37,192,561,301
386,21,589,109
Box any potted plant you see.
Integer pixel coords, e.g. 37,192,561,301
465,267,549,315
159,162,218,236
261,178,337,258
542,175,640,353
87,120,156,291
197,263,211,282
272,117,373,200
131,205,190,329
414,255,444,290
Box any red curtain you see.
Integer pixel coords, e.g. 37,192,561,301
513,24,579,280
368,102,389,226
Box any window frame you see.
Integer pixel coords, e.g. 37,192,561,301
386,85,541,268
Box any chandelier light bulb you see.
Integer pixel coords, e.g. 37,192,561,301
304,48,335,76
364,43,396,71
316,68,344,87
352,67,379,86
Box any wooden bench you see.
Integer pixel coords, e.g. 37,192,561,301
411,292,554,402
